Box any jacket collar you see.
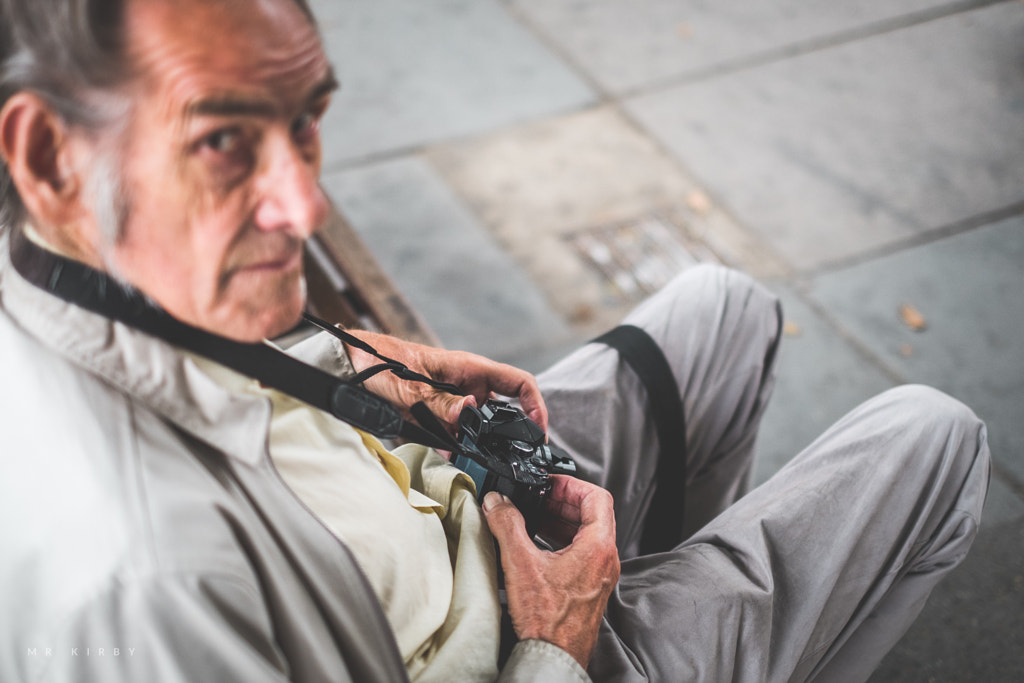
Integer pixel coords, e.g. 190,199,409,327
0,228,272,466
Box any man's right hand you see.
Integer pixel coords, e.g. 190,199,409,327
341,330,549,435
481,475,620,669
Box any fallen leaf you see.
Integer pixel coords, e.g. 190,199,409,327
686,190,712,216
899,303,927,332
783,321,802,337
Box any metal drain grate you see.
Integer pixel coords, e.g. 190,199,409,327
567,213,717,301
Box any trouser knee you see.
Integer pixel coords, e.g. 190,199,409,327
639,263,784,365
870,384,990,521
880,384,985,440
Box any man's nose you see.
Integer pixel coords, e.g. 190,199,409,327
253,135,328,237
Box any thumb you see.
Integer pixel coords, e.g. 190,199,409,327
481,492,535,551
437,393,476,427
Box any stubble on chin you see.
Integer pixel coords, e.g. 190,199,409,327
209,260,309,341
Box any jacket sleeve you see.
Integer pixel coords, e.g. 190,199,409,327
498,640,592,683
35,573,325,683
284,329,358,378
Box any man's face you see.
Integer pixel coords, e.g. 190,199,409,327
101,0,335,341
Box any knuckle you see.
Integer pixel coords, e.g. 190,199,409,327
593,487,615,507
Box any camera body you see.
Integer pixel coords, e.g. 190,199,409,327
452,399,577,536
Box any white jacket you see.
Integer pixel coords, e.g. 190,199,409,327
0,229,587,683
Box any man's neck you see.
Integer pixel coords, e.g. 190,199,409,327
22,222,108,270
22,223,73,259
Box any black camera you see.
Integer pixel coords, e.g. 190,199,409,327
452,399,577,537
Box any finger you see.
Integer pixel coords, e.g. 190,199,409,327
504,372,548,433
518,380,549,433
481,492,539,555
431,392,475,428
577,486,616,535
547,474,592,508
544,476,582,525
412,393,473,438
471,360,548,433
537,513,581,548
547,476,616,530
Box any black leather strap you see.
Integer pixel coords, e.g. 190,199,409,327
592,324,687,555
8,227,453,451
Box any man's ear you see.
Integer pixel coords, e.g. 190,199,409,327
0,92,85,227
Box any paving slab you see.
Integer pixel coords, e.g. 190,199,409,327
753,284,895,485
625,2,1024,271
808,214,1024,486
320,157,571,360
509,0,964,94
308,0,596,168
427,107,786,336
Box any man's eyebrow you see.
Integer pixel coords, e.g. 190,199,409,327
309,70,340,103
186,70,340,119
187,96,276,119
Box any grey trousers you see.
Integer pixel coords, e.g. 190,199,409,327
537,265,990,683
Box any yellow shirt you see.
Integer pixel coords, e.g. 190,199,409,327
190,356,503,682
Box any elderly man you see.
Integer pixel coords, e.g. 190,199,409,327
0,0,990,681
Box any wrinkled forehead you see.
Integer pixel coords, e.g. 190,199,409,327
124,0,332,118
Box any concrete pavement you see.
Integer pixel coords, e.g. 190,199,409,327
308,0,1024,679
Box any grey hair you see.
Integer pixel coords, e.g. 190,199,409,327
0,0,129,230
86,141,131,249
0,0,318,232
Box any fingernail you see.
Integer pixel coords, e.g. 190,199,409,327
482,492,510,512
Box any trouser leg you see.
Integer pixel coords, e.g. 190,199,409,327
590,385,990,682
538,264,783,557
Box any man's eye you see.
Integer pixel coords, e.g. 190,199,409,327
202,129,242,154
194,128,252,185
292,112,320,143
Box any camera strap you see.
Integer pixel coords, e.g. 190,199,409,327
592,324,687,555
9,228,455,452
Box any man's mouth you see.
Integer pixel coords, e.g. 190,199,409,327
239,248,304,274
